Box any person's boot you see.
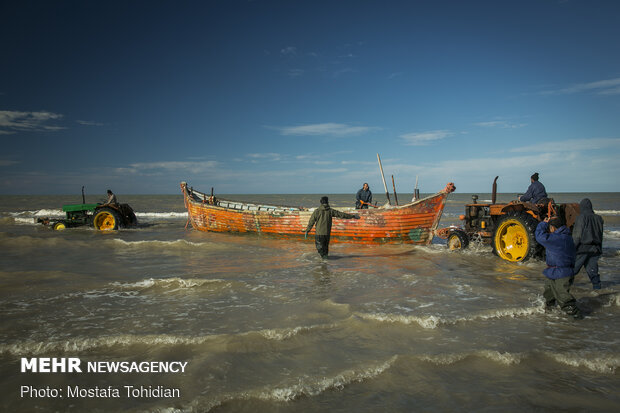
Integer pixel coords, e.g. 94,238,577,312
545,299,557,313
563,304,584,320
593,283,601,290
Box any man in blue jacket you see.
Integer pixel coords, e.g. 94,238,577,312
519,172,548,204
355,183,372,209
535,216,582,319
573,198,604,289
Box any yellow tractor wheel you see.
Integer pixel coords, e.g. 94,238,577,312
492,212,539,262
93,208,121,230
53,222,66,230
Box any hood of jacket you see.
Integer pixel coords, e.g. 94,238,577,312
319,204,331,212
579,198,594,215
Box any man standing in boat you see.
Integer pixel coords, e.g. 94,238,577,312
356,183,372,209
305,196,360,258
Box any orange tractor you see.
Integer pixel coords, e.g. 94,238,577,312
438,177,580,262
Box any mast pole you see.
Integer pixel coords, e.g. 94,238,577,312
391,175,399,206
377,153,391,205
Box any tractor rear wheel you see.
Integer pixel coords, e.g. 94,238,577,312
492,211,539,262
93,207,121,231
447,230,469,250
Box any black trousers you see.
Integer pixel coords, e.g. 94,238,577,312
315,235,330,258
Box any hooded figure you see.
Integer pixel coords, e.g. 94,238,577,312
573,198,604,289
535,217,582,319
304,196,359,258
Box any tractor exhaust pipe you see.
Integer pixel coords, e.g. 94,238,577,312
492,176,498,204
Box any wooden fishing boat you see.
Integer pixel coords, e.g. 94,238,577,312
180,181,455,244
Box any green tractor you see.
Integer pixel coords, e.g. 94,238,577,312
40,187,138,231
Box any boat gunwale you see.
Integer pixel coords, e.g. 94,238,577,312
182,183,448,215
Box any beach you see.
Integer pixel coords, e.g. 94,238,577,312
1,192,619,412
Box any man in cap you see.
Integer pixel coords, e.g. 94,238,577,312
304,196,360,258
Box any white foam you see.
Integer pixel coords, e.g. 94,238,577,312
251,356,398,402
135,212,187,219
111,277,226,289
544,351,620,374
357,305,544,329
256,322,337,341
604,230,620,239
111,239,205,248
418,350,523,366
595,210,620,216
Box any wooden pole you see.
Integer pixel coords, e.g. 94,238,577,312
391,175,399,206
377,153,391,205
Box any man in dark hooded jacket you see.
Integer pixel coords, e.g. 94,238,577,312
535,216,582,319
519,172,548,204
573,198,604,289
304,196,359,258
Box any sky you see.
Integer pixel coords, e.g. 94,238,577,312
1,0,619,195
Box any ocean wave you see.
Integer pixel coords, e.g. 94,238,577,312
109,238,231,251
150,356,397,412
596,210,620,216
249,356,398,402
356,305,544,329
135,212,187,219
256,322,338,341
28,209,65,218
0,321,339,356
604,229,620,239
12,217,36,225
111,277,228,290
543,351,620,374
418,350,524,366
7,210,186,221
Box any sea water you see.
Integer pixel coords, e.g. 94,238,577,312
1,192,619,412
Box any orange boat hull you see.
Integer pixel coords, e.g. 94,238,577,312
181,183,450,245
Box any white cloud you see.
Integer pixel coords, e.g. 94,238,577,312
400,130,454,146
246,153,282,162
121,160,219,175
0,110,64,134
277,123,376,137
76,120,104,126
541,77,620,96
510,137,620,153
0,160,18,167
288,68,305,78
280,46,297,55
475,120,527,129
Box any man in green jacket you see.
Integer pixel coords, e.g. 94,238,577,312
304,196,360,258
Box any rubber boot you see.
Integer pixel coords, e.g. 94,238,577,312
563,304,583,320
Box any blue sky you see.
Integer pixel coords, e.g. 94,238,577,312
1,0,619,195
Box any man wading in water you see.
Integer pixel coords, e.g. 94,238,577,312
304,196,359,258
